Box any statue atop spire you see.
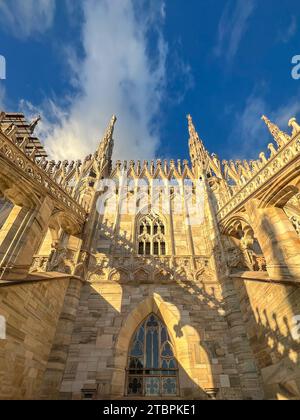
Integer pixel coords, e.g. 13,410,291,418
261,115,290,148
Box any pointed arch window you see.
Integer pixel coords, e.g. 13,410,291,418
126,314,178,397
137,214,167,256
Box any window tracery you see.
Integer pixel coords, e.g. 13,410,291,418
137,214,166,256
126,314,178,397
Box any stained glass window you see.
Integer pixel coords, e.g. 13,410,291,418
126,314,178,397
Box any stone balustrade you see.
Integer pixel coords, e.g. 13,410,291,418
0,130,87,222
217,129,300,222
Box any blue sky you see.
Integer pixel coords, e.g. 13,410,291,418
0,0,300,162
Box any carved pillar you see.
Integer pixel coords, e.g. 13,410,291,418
163,178,175,256
113,173,125,244
246,199,300,279
203,178,229,279
0,196,54,280
180,179,195,258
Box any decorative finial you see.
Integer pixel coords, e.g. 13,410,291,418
288,117,300,137
262,115,290,148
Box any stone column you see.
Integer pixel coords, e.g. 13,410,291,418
246,199,300,280
222,279,263,400
0,196,54,280
181,179,195,257
203,178,229,280
40,278,83,400
164,178,175,256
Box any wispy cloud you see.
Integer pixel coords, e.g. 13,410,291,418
21,0,168,161
165,38,194,105
228,90,300,159
278,16,297,44
0,0,56,38
215,0,256,62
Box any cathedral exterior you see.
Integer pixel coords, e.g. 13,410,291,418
0,110,300,400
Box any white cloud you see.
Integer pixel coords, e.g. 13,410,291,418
0,0,56,38
228,91,300,159
22,0,168,161
215,0,256,61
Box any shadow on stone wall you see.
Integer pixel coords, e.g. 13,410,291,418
51,218,263,401
232,215,300,400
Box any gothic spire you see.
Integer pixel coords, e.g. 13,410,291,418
97,114,117,161
261,115,290,148
187,114,209,175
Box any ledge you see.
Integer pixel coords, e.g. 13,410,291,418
0,272,83,288
230,271,300,286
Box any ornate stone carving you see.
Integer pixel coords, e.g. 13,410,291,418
47,248,75,274
134,268,150,283
154,269,171,284
227,248,247,270
30,256,50,273
109,269,130,284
